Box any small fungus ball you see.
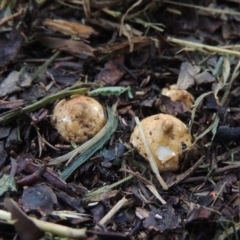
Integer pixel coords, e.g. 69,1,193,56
161,84,194,109
130,114,192,172
51,95,106,143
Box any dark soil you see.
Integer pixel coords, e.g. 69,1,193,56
0,1,240,239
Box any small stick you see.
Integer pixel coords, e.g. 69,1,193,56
167,37,240,57
0,10,23,27
134,117,168,190
0,209,86,238
168,156,205,187
97,197,130,227
121,168,166,204
163,0,240,16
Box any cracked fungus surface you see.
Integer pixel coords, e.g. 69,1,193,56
51,95,106,143
130,114,192,172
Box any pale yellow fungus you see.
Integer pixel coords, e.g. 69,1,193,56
130,114,192,172
51,95,106,143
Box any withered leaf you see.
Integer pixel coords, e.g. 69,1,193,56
177,62,200,90
37,36,95,58
159,95,189,115
0,30,23,68
89,203,105,223
44,19,97,38
47,61,83,85
96,55,125,85
194,70,216,85
198,16,222,34
0,99,24,110
22,185,58,216
143,205,180,232
0,71,32,98
0,150,7,169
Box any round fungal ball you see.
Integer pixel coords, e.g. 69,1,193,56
51,95,106,143
130,114,192,172
161,84,194,109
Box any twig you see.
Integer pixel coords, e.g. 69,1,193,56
0,10,23,27
120,168,166,204
134,117,168,190
0,209,86,238
168,156,205,187
145,184,166,204
96,197,131,228
163,0,240,16
120,0,142,36
167,37,240,57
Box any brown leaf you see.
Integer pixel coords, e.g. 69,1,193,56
37,36,95,58
98,36,155,55
88,18,142,36
0,99,24,110
44,19,97,38
96,55,125,85
158,95,189,115
4,198,44,240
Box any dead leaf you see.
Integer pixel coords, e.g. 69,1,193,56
0,150,7,168
96,55,125,85
0,99,24,110
177,62,200,90
0,126,10,139
194,70,216,85
185,206,221,240
47,62,83,85
143,205,180,232
88,18,142,36
0,71,32,97
44,19,97,38
37,36,95,58
0,30,23,68
157,95,189,115
89,203,105,223
22,185,58,216
4,198,44,240
98,36,156,55
198,16,222,34
100,142,126,162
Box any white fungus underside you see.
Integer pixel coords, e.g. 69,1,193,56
156,146,176,162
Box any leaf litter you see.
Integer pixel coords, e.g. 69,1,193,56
0,1,240,240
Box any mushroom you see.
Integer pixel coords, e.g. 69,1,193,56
130,114,192,172
51,95,106,143
161,84,194,109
